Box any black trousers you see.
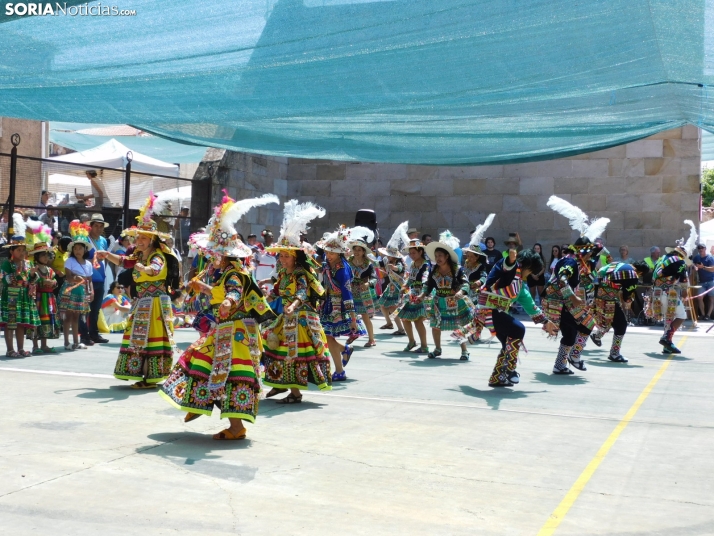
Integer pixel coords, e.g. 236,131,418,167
560,307,592,346
612,303,628,336
79,280,104,339
492,310,526,344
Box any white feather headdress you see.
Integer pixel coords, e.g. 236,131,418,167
469,213,495,249
680,219,698,257
274,199,326,249
320,225,375,253
9,213,26,242
439,230,460,250
378,221,410,256
547,195,609,243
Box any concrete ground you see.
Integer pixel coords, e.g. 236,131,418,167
0,317,712,535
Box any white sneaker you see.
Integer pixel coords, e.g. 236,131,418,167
73,343,88,350
64,344,74,351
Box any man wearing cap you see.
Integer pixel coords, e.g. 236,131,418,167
692,244,714,320
80,213,110,345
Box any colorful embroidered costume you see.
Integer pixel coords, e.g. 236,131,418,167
476,258,547,387
650,251,688,350
424,266,471,331
0,259,40,330
58,257,93,314
320,260,367,337
463,262,488,300
161,263,275,421
262,267,332,391
397,259,430,321
590,262,639,361
542,252,596,372
347,257,376,316
377,258,404,308
34,265,58,339
113,250,176,384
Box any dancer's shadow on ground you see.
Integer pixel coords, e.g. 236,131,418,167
139,432,257,482
644,352,692,361
380,351,421,359
531,372,589,386
408,358,463,368
329,378,359,391
56,385,158,403
450,385,546,410
586,358,644,369
259,399,327,418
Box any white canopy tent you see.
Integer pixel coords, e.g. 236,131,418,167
49,138,179,176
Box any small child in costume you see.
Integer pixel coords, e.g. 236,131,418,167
0,214,41,357
27,221,59,354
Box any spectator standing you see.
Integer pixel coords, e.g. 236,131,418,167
527,242,546,302
642,246,661,285
692,244,714,320
617,245,636,264
38,190,49,216
173,207,191,254
80,214,109,346
40,206,59,231
421,234,433,245
548,244,562,277
483,237,501,273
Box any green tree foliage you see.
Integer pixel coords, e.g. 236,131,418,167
703,168,714,208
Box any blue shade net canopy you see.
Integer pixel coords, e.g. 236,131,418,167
0,0,713,165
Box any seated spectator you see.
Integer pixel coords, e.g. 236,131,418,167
98,282,132,333
642,246,661,285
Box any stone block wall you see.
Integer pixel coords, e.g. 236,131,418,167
285,126,701,260
191,148,289,238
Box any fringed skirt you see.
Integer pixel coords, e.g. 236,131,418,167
58,281,90,314
397,291,429,321
0,286,41,330
114,295,175,383
428,294,471,331
352,281,375,316
262,308,332,391
160,318,263,421
377,282,401,308
35,290,58,339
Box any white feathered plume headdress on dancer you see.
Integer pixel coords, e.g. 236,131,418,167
376,221,409,259
4,213,28,247
464,214,496,258
424,229,461,265
266,199,326,254
189,191,279,258
318,225,375,254
547,195,610,254
666,219,698,266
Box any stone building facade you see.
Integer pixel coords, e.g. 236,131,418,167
193,126,701,260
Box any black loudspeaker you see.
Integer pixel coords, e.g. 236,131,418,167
355,209,378,245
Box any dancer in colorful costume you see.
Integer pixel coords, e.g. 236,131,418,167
26,221,59,353
262,200,334,401
420,231,472,360
160,194,277,439
1,214,41,357
317,225,370,381
479,248,558,386
98,195,181,388
589,261,650,362
544,196,609,374
377,222,408,335
397,237,431,353
646,220,696,354
346,233,378,347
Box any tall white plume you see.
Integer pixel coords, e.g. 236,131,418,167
11,213,26,238
469,213,495,249
547,195,589,235
220,194,279,234
682,219,698,257
387,221,410,251
279,199,326,246
583,217,610,243
347,226,374,244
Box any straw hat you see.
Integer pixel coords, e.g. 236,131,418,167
424,230,460,265
401,238,426,254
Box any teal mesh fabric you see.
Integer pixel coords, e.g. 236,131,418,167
1,0,713,164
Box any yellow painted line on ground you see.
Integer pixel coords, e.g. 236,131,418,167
537,336,687,535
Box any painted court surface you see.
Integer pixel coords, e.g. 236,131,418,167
0,319,712,535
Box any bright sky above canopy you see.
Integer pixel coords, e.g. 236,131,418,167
1,0,713,164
